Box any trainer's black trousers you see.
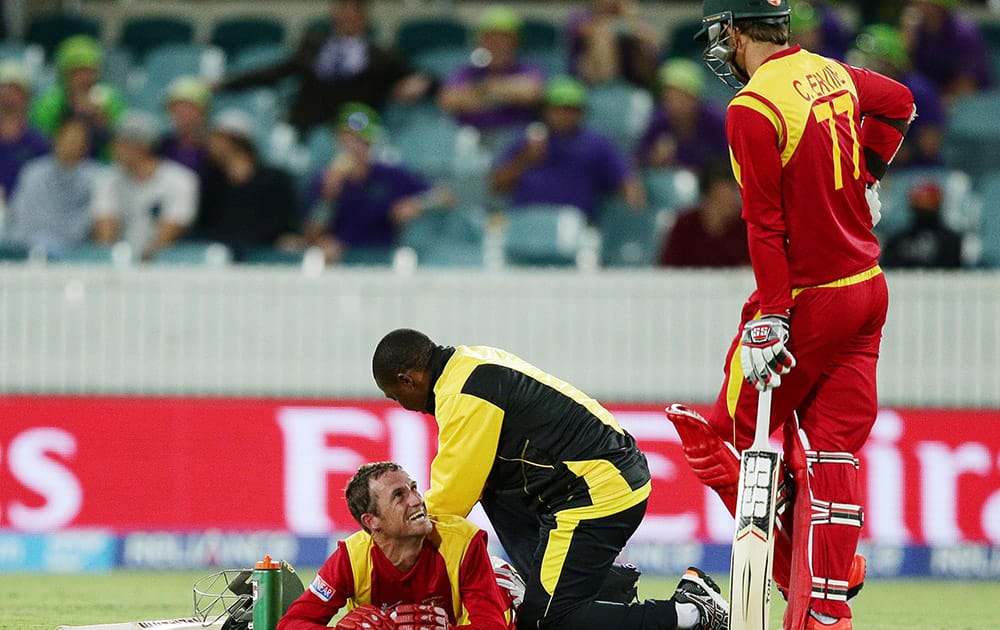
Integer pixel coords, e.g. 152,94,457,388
481,493,680,630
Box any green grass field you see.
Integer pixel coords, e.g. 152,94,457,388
2,571,998,629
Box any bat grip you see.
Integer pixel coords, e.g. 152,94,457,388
754,389,772,449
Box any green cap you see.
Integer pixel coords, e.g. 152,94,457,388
478,6,522,34
544,75,587,108
55,35,102,75
0,60,31,91
337,102,382,142
791,1,820,32
855,24,908,70
658,58,704,97
697,0,791,40
166,76,211,108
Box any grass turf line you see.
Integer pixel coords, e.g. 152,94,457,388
2,571,999,629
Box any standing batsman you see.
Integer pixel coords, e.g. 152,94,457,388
665,1,914,629
373,328,730,630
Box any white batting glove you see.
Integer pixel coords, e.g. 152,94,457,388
865,181,882,227
491,555,525,609
740,315,796,391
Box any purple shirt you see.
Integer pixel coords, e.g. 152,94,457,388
308,162,428,247
899,71,945,168
497,126,630,221
444,62,545,130
0,128,50,197
159,136,208,175
912,14,993,92
635,102,728,173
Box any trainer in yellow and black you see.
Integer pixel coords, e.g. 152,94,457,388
373,328,730,630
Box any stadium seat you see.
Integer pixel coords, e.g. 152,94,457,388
118,16,195,62
391,116,469,178
56,243,126,265
978,172,1000,268
600,168,698,267
0,242,30,261
100,46,134,93
502,204,591,267
210,17,286,58
876,168,976,238
25,13,102,60
381,100,447,136
395,18,469,58
643,167,699,213
242,247,304,265
585,81,653,154
151,242,232,266
131,44,226,111
943,90,1000,179
522,49,567,77
341,246,396,266
412,47,471,79
229,43,291,73
521,19,562,52
400,206,488,268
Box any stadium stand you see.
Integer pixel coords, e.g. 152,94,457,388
502,204,593,267
394,17,469,58
975,171,1000,268
118,16,195,62
210,16,286,58
7,4,1000,270
25,12,101,60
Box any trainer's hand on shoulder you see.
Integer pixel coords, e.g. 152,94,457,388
740,315,796,391
391,603,451,630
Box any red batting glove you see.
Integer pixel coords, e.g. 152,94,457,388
335,604,395,630
391,603,451,630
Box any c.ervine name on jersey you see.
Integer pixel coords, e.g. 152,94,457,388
792,63,848,102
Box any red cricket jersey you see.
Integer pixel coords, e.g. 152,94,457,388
278,525,508,630
726,46,914,313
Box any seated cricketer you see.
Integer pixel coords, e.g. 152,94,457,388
277,461,522,630
372,328,730,630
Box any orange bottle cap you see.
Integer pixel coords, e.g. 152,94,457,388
255,554,281,570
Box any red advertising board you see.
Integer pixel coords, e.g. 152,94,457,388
1,397,998,545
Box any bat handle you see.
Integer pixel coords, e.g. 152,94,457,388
754,389,772,449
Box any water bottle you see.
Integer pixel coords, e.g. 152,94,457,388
252,554,282,630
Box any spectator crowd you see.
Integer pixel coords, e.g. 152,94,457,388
0,0,996,268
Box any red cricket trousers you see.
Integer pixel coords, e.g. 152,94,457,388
709,266,888,620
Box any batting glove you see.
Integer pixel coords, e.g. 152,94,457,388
865,181,882,227
740,315,796,391
335,604,395,630
491,555,525,609
391,603,451,630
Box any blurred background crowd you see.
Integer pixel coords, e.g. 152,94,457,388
0,0,998,269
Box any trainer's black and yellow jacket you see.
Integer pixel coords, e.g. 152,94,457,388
422,345,651,520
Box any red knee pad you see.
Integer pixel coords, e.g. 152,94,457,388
664,404,740,513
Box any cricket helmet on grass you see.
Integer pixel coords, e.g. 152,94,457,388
193,561,304,630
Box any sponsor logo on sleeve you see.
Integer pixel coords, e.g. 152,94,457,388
310,575,335,601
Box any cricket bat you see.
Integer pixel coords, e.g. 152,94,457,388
729,389,780,630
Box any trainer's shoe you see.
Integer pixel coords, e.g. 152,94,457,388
672,567,729,630
805,613,852,629
846,553,866,602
